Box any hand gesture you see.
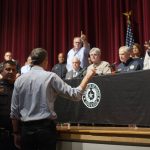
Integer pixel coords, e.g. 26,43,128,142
80,31,87,42
86,67,96,79
144,40,150,50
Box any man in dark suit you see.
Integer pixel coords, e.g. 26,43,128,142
117,46,142,73
65,57,84,79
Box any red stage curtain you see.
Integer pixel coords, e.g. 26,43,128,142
0,0,150,69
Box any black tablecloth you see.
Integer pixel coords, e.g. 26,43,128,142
55,70,150,126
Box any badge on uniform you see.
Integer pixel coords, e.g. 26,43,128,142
0,86,5,94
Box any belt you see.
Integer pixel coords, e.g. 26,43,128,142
21,119,55,126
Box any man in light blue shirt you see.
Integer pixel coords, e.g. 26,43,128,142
66,32,90,72
10,48,95,150
21,56,32,74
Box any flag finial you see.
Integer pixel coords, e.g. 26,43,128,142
123,10,132,24
123,11,134,47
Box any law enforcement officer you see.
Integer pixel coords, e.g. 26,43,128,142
117,46,142,73
0,60,17,150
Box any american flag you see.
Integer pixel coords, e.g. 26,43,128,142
125,23,134,47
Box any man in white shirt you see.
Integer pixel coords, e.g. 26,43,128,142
21,56,32,74
66,31,90,72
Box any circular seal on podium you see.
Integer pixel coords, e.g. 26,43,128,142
82,83,101,109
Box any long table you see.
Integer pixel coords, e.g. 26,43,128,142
55,70,150,127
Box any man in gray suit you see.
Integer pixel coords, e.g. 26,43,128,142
65,57,83,80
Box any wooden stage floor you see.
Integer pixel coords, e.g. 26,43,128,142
57,125,150,146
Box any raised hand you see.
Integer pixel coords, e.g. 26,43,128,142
80,30,87,42
144,40,150,50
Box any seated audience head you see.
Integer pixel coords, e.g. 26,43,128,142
89,47,101,64
30,48,48,70
72,57,81,71
131,43,142,58
26,56,32,65
0,60,17,83
144,40,150,50
21,56,32,74
119,46,131,63
58,53,65,64
4,51,13,61
73,37,82,50
2,51,21,78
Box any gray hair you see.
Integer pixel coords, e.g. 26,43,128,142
30,48,47,65
72,56,81,63
89,47,101,55
119,46,132,53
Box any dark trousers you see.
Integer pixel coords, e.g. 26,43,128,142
0,116,18,150
21,119,57,150
0,128,18,150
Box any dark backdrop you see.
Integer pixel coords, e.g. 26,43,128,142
0,0,150,68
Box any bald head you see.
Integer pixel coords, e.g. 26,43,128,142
4,52,13,61
58,53,65,64
72,57,81,71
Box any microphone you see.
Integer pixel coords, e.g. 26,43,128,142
109,62,117,68
109,62,117,74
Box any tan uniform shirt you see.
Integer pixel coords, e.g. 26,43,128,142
87,61,111,75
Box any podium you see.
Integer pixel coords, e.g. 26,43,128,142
55,70,150,127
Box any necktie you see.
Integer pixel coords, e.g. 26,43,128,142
73,71,77,77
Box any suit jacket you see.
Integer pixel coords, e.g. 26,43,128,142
65,67,84,80
51,63,67,79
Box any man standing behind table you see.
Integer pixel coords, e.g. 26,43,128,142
51,52,67,79
143,41,150,70
10,48,96,150
66,31,90,72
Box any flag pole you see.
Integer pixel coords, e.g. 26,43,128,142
123,10,134,47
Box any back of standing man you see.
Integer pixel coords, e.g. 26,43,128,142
10,48,96,150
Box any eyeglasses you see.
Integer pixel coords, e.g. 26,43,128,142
90,53,99,56
74,41,81,44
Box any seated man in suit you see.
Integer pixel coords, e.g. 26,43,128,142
65,57,83,80
86,47,111,75
117,46,142,73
